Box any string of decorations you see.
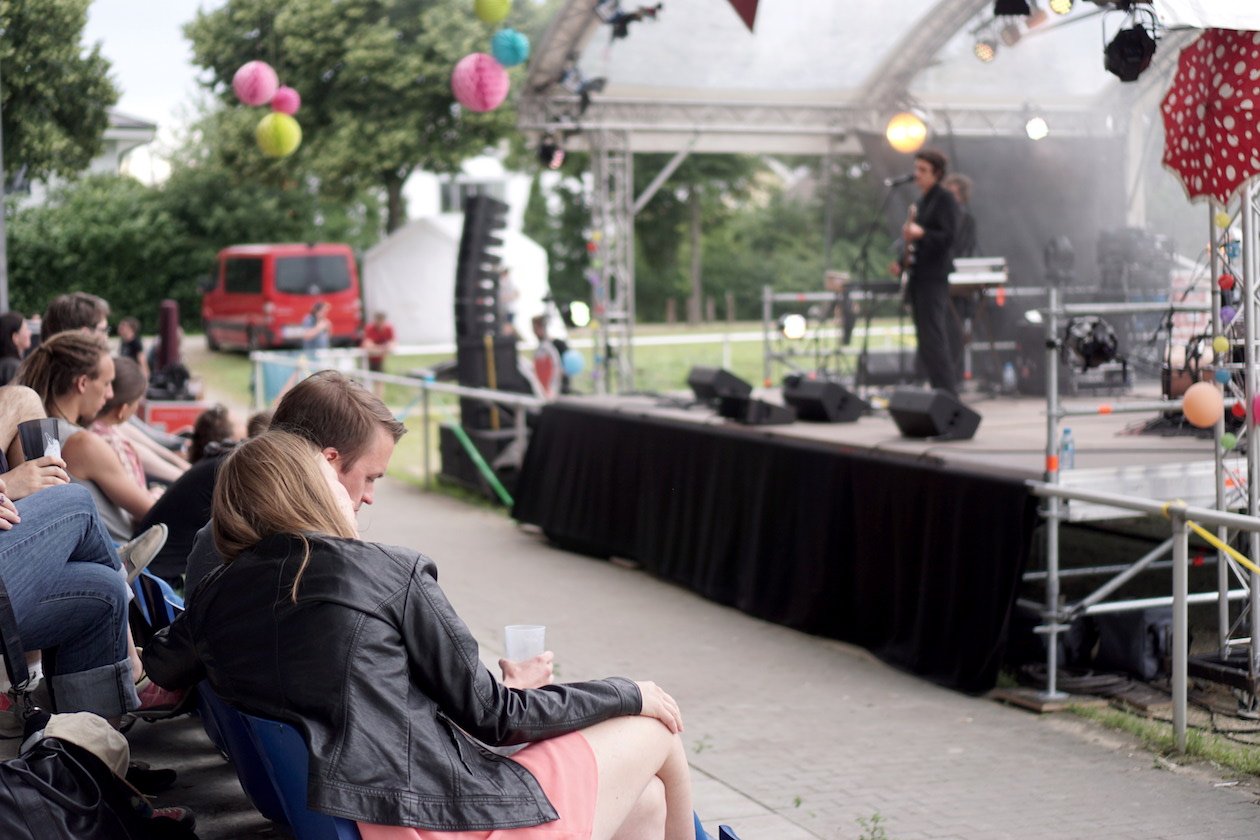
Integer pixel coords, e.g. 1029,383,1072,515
451,1,531,113
232,60,303,159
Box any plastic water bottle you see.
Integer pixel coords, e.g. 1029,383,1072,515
1001,361,1017,393
1060,427,1075,470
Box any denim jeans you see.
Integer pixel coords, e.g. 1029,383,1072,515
0,484,138,716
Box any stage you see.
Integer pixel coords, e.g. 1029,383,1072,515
511,388,1219,692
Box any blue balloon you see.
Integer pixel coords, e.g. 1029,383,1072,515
1215,367,1231,384
491,29,530,68
562,348,585,377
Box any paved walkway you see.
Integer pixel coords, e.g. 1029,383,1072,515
130,479,1260,839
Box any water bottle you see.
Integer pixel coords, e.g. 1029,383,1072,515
1059,427,1075,470
1001,361,1017,393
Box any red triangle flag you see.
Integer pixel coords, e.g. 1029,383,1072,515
725,0,758,31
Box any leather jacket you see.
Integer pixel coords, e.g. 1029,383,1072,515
143,534,642,830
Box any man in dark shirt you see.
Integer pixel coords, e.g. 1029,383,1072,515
900,148,962,395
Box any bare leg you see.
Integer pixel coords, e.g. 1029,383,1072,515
611,777,665,840
582,716,694,840
0,386,45,466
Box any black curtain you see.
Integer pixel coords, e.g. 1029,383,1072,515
513,404,1039,693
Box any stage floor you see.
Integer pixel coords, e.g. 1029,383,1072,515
572,383,1224,520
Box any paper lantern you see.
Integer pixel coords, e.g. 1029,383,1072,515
1221,305,1237,325
1219,273,1236,291
271,86,301,115
233,61,279,107
1182,381,1223,428
491,29,530,67
1231,401,1246,419
1214,367,1231,384
1222,432,1238,450
1212,335,1230,355
451,53,510,112
256,113,302,158
1252,393,1260,422
474,0,511,23
1215,211,1232,229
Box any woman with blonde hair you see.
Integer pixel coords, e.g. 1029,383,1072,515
17,332,154,541
145,430,697,840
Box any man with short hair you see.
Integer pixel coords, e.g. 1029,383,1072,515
182,370,405,599
42,292,110,339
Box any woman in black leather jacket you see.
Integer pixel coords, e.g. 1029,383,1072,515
144,431,695,839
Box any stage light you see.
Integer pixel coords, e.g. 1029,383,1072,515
994,0,1030,14
973,37,998,63
567,300,591,328
1000,21,1022,47
1104,25,1156,83
1025,116,1049,140
779,314,808,340
885,111,928,154
1049,0,1073,14
537,135,565,170
1063,317,1119,370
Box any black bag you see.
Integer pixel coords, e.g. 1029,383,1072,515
0,737,154,839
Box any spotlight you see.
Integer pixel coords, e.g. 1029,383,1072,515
1025,116,1049,140
974,37,998,63
779,314,808,340
993,0,1030,14
1049,0,1072,14
1063,317,1119,370
1104,25,1156,83
537,136,565,170
885,111,928,154
999,21,1022,47
566,300,591,328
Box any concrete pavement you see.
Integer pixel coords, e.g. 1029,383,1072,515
130,478,1260,839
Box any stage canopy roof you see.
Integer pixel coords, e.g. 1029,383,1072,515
519,0,1198,154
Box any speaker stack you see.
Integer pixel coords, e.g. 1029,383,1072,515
887,388,982,440
687,366,753,403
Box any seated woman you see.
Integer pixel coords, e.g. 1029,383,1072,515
88,357,157,500
145,431,695,839
16,333,154,542
187,403,241,464
0,311,31,387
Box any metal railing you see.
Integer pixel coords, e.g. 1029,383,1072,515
1028,481,1260,751
249,349,544,488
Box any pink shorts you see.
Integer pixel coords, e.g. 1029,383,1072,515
356,731,598,840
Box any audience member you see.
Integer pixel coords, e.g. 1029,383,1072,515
0,385,70,499
134,409,259,589
532,315,562,398
42,292,109,339
182,370,404,599
301,301,332,352
0,312,31,387
145,431,695,839
245,408,272,438
361,310,396,381
16,332,154,541
116,315,149,380
88,358,153,498
187,404,240,464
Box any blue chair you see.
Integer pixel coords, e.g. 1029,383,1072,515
694,812,742,840
197,685,289,826
238,710,363,840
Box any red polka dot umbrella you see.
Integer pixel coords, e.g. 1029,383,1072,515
1161,28,1260,204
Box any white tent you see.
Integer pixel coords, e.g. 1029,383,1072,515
362,214,550,347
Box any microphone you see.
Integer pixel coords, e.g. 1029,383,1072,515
883,173,915,187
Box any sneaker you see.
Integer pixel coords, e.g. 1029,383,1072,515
151,805,196,830
134,676,188,719
127,760,178,795
118,524,167,584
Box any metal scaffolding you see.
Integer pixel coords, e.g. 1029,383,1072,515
588,129,636,393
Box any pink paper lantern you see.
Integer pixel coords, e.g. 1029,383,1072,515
451,53,509,113
233,61,279,107
271,85,302,115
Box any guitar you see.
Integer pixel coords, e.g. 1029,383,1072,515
900,204,918,298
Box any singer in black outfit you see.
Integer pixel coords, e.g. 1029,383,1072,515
897,149,962,395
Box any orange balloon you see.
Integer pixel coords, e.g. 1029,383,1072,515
1182,381,1224,428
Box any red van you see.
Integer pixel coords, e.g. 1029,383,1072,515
201,243,363,351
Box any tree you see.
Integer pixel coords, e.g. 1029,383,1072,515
0,0,118,181
185,0,533,232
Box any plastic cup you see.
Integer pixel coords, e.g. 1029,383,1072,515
503,624,546,661
17,418,61,461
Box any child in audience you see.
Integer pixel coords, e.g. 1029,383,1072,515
89,357,155,499
145,431,696,840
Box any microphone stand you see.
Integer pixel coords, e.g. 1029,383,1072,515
851,182,904,395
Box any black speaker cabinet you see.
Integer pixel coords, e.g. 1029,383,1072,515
717,396,796,426
782,377,869,423
888,388,981,440
687,366,753,402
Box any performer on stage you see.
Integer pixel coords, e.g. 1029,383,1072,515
897,149,962,395
943,173,977,381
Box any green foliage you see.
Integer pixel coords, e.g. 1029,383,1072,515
8,175,200,328
522,169,591,308
184,0,541,230
856,812,891,840
0,0,119,181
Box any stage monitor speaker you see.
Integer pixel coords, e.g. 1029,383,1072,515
687,366,752,402
888,388,981,440
782,376,869,423
717,396,796,426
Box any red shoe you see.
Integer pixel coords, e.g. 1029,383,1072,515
135,677,187,717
